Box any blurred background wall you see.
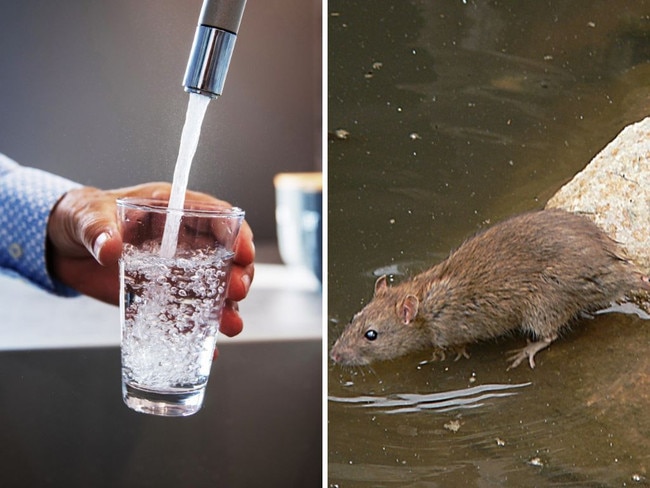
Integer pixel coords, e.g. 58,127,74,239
0,0,322,257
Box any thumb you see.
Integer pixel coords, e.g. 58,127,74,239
90,227,123,266
49,187,122,266
60,189,123,266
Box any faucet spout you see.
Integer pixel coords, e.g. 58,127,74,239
183,0,247,98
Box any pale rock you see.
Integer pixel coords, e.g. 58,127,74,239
546,117,650,274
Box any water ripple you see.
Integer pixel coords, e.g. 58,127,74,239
328,382,531,414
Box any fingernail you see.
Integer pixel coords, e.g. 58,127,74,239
92,232,111,262
241,273,251,293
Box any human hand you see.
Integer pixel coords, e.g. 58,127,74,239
46,182,254,337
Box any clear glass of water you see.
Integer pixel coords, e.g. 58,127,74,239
117,197,244,417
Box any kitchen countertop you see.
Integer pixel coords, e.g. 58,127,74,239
0,262,322,350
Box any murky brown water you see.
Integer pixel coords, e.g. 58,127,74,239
328,1,650,486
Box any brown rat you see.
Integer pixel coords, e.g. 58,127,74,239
330,209,650,369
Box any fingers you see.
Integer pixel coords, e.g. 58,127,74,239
227,263,254,302
219,300,244,337
138,183,231,208
107,181,173,201
224,221,254,302
234,221,255,266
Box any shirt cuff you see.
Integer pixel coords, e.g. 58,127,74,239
0,165,82,296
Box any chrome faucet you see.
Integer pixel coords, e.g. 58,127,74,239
183,0,247,98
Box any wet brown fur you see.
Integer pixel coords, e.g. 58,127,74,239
330,209,649,366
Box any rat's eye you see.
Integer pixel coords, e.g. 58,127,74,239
364,329,378,341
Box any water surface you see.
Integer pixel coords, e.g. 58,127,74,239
328,1,650,486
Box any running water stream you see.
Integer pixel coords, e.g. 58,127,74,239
160,93,212,258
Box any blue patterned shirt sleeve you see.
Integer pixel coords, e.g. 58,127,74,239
0,153,82,296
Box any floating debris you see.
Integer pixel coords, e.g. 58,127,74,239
444,419,462,432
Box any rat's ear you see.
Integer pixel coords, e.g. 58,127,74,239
374,275,388,296
398,294,419,325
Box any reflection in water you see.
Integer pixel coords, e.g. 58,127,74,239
329,314,650,486
329,382,531,414
328,0,650,486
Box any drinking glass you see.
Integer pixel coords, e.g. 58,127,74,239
117,197,244,416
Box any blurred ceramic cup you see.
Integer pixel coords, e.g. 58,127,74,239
274,172,322,282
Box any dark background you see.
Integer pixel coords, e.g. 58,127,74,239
0,0,322,248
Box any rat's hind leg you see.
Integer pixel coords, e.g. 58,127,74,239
451,344,470,361
430,347,447,362
506,333,558,369
429,344,470,362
